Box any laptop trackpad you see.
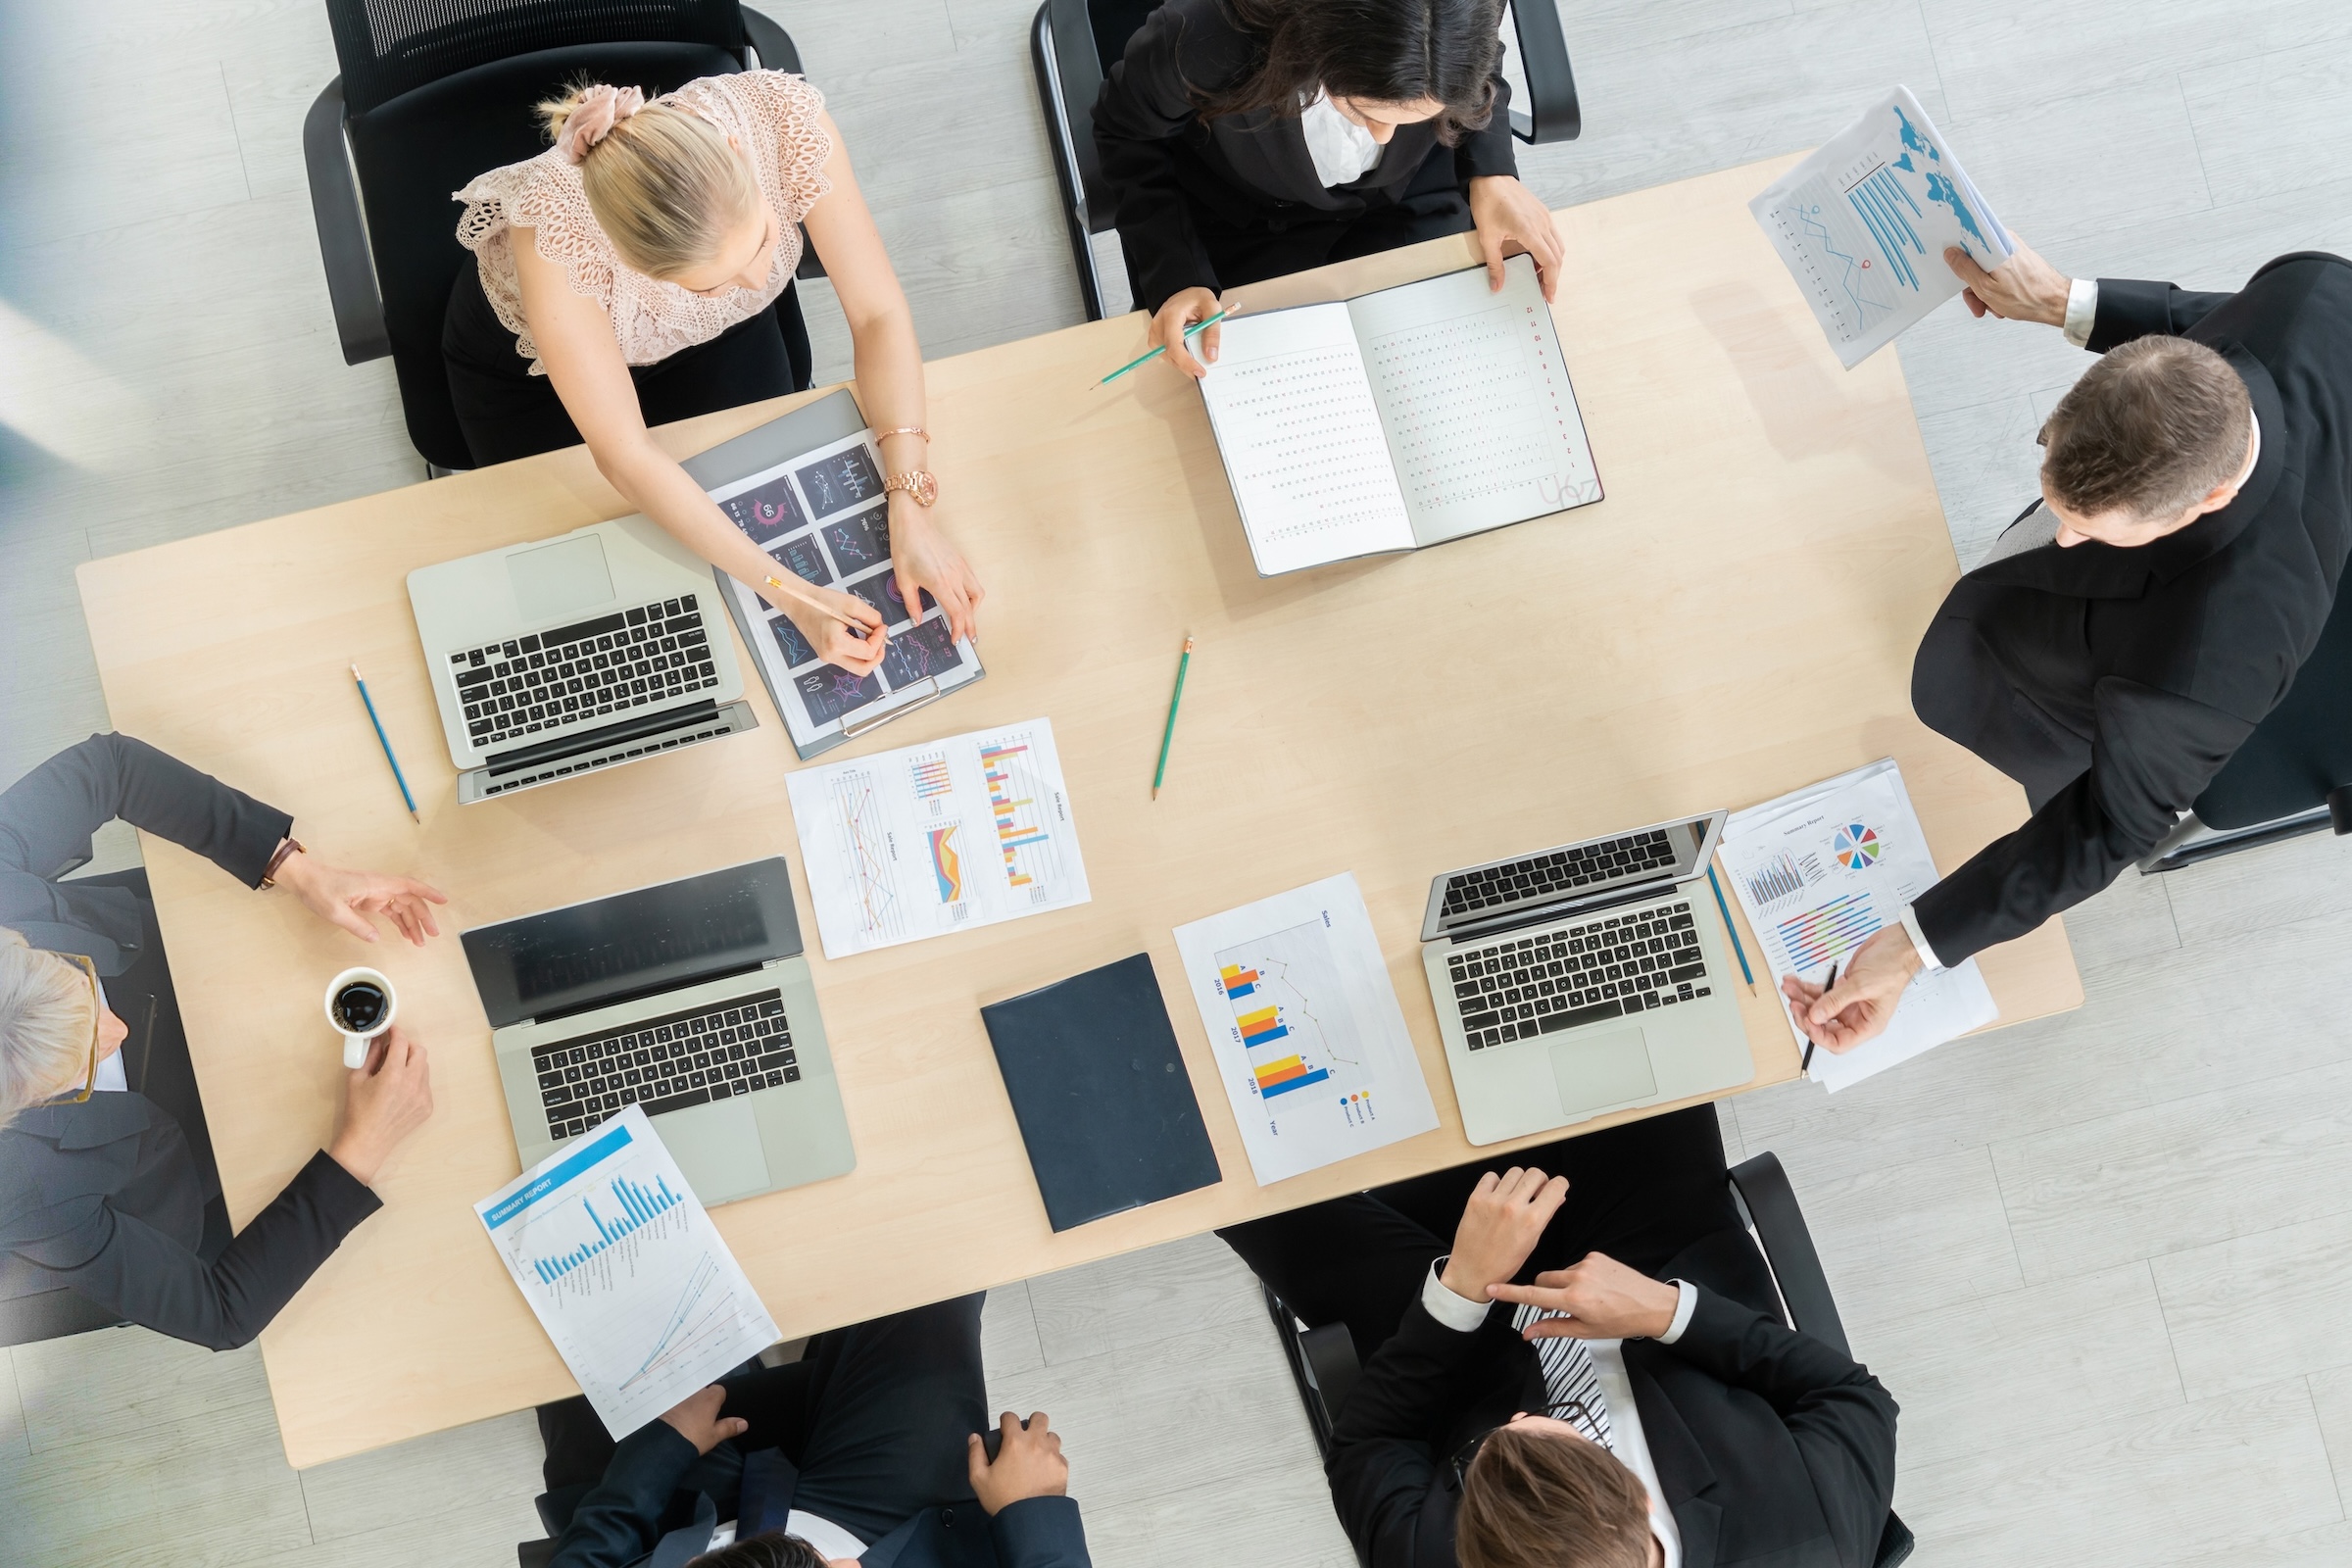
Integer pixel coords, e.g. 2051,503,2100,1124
1551,1027,1659,1118
509,535,614,624
658,1099,771,1203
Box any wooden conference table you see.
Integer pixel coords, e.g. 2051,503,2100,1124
77,155,2081,1466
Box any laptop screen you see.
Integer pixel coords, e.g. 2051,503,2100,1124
463,858,802,1028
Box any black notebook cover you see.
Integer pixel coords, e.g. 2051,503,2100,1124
980,954,1223,1231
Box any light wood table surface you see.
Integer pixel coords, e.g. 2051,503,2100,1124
76,154,2080,1466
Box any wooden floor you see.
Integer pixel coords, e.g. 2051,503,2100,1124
7,2,2352,1564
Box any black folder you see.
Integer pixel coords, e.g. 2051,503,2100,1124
980,954,1223,1231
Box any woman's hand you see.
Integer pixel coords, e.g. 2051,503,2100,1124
274,850,447,947
1150,286,1228,379
1468,175,1564,301
888,497,984,644
327,1026,433,1186
768,578,888,675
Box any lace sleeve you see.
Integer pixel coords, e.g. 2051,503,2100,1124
684,70,835,224
452,150,618,370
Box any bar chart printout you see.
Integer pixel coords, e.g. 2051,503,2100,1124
1176,873,1439,1184
475,1106,778,1437
786,719,1091,958
1719,758,1996,1092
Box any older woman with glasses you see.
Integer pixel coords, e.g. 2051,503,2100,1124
0,734,440,1350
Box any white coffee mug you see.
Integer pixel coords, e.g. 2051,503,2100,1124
323,967,398,1069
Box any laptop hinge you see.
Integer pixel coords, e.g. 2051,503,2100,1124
485,699,722,776
1441,880,1680,946
514,957,775,1030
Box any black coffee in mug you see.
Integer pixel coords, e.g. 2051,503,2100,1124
332,980,388,1033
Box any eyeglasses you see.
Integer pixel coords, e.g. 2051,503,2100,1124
54,952,103,1105
1447,1398,1601,1489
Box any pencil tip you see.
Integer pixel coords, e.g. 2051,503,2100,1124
1151,787,1158,800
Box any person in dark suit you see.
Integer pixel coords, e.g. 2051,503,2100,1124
1785,244,2352,1056
0,733,443,1349
1218,1107,1898,1568
534,1295,1092,1568
1092,0,1563,378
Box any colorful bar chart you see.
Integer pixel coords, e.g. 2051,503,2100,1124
981,741,1052,888
528,1172,683,1283
1219,963,1261,1001
1253,1054,1332,1100
1776,891,1878,972
1745,852,1806,907
1236,1004,1289,1048
910,756,953,799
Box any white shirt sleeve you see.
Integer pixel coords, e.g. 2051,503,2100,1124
1898,903,1945,972
1420,1259,1495,1333
1656,1280,1698,1344
2063,277,2100,349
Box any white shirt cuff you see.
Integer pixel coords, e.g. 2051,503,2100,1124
1421,1259,1494,1333
1898,904,1944,972
2063,277,2099,348
1657,1280,1698,1344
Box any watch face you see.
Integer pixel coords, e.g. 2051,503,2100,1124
912,470,938,506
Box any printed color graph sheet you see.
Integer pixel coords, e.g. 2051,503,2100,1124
1175,873,1437,1185
1750,85,2012,368
1719,758,1995,1092
785,718,1091,959
474,1106,778,1437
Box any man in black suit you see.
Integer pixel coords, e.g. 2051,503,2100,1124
535,1296,1093,1568
1218,1107,1897,1568
1790,244,2352,1055
0,733,442,1348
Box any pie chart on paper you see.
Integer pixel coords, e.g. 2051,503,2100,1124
1834,823,1882,871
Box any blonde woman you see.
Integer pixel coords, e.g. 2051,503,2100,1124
445,73,980,677
0,735,439,1349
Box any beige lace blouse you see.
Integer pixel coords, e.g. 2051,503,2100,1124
453,71,833,374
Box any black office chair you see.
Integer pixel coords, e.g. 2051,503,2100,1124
2141,576,2352,870
1262,1150,1917,1568
1030,0,1583,321
304,0,814,471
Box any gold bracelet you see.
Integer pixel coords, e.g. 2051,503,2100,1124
874,425,928,444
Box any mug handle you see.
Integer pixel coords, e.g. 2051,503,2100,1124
341,1033,370,1070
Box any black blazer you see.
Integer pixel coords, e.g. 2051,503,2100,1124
1327,1237,1898,1568
548,1421,1096,1568
1092,0,1518,312
1912,253,2352,963
0,734,382,1349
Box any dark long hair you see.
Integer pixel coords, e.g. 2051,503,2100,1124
1193,0,1505,144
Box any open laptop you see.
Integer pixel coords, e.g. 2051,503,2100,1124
1421,812,1755,1145
464,858,854,1205
410,514,758,803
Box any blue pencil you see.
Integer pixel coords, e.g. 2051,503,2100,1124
1704,864,1757,995
350,663,421,823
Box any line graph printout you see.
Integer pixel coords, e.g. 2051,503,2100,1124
475,1106,778,1438
1720,759,1996,1092
1175,873,1438,1184
1751,86,2013,368
785,718,1091,958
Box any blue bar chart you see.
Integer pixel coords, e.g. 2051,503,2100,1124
529,1173,685,1283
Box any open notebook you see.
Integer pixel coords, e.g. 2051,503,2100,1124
1199,254,1602,577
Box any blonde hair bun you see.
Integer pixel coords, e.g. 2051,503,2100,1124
533,79,761,281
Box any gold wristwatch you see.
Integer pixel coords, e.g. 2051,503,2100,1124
883,468,939,507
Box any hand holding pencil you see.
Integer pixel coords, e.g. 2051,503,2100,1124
1139,287,1234,381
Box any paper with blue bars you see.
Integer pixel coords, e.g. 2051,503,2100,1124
1751,86,2013,368
476,1105,777,1436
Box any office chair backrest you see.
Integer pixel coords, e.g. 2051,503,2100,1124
324,0,746,115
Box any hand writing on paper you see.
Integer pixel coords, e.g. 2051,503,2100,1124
1780,924,1922,1054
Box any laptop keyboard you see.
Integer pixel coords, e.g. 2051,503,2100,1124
454,595,717,750
534,991,798,1141
1440,828,1680,919
1446,901,1711,1050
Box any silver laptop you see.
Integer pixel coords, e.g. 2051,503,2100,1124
1422,812,1755,1146
409,514,758,803
463,858,855,1204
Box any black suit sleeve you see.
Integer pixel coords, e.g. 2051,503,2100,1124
989,1495,1095,1568
1092,0,1256,313
1326,1296,1500,1568
1662,1290,1898,1568
549,1420,702,1568
0,732,292,896
2084,277,2239,352
1453,73,1518,183
1914,677,2249,963
11,1150,381,1350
